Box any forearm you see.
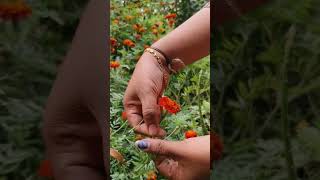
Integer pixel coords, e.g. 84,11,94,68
152,5,210,65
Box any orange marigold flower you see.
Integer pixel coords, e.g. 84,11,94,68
168,19,175,28
146,171,157,180
185,130,197,139
212,132,223,161
0,1,32,21
160,2,167,6
113,19,119,24
165,13,177,19
121,111,127,120
159,96,180,114
110,37,117,46
152,29,158,35
123,39,135,48
125,15,134,21
37,160,53,177
110,61,120,69
133,23,142,30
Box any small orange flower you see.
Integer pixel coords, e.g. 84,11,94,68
37,160,53,177
0,1,32,21
168,19,175,28
133,24,145,33
113,19,119,24
110,38,117,46
123,39,135,48
159,96,180,114
110,61,120,69
212,132,223,161
143,45,150,49
185,130,197,139
152,29,158,35
165,13,177,19
121,111,127,120
160,2,166,6
146,171,157,180
125,15,134,21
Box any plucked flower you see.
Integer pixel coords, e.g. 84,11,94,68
110,61,120,69
159,96,181,114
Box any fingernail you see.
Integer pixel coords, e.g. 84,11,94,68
135,140,149,150
149,124,158,136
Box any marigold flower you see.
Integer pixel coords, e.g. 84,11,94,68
159,96,180,114
146,171,157,180
0,1,32,21
125,15,134,21
165,13,177,19
212,132,223,161
123,39,135,48
110,37,117,46
113,19,119,24
185,130,197,139
121,111,127,120
160,2,166,6
152,29,158,35
37,160,53,177
143,45,150,49
110,61,120,69
168,19,175,28
111,47,116,54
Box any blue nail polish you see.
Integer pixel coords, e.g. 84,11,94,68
136,140,148,149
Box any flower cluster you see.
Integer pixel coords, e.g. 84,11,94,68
0,1,32,21
164,13,177,28
159,96,181,114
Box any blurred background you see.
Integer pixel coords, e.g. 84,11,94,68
212,0,320,179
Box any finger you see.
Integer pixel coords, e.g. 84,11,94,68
135,138,181,157
155,157,179,179
140,94,161,136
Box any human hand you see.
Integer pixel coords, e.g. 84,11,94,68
135,135,210,180
124,52,169,137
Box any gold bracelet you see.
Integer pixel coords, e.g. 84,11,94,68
145,48,170,87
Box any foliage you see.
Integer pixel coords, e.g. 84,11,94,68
110,0,210,179
0,0,86,179
212,0,320,179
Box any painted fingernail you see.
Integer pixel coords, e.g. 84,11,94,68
135,140,149,150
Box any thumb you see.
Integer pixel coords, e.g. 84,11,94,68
135,138,181,157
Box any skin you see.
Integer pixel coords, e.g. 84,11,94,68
42,0,270,179
138,136,210,180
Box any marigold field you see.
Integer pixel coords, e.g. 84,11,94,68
109,0,210,179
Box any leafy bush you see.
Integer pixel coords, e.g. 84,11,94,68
110,0,210,179
212,0,320,179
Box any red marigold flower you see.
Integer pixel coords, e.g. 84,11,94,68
110,37,117,46
158,96,180,114
123,39,135,48
165,13,177,19
0,1,32,21
211,132,223,161
110,61,120,69
185,130,197,139
121,111,127,120
37,160,53,177
146,171,157,180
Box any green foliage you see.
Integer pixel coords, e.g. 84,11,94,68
212,0,320,179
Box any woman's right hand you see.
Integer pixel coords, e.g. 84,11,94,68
135,135,210,180
124,52,169,137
